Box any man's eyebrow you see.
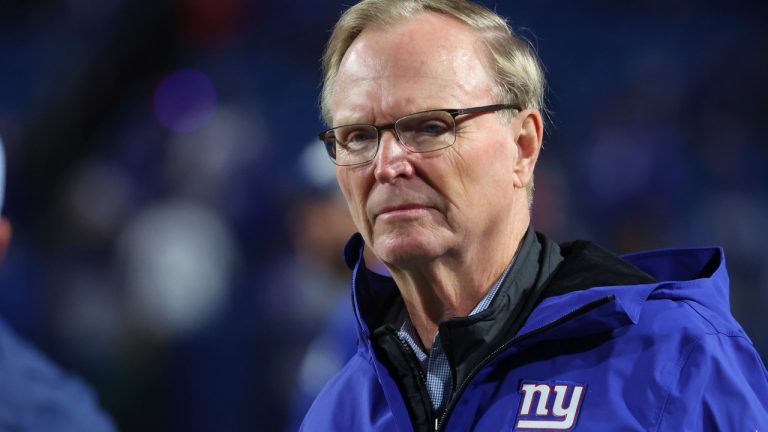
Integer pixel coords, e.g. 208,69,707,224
333,106,447,127
333,117,371,126
331,109,373,127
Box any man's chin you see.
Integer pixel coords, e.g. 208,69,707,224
370,232,447,267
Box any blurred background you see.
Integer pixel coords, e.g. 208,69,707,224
0,0,766,430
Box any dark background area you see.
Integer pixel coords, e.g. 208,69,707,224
0,1,766,431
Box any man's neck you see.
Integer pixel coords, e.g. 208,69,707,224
387,222,528,350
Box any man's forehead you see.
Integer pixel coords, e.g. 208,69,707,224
338,12,486,78
332,75,473,123
331,13,495,123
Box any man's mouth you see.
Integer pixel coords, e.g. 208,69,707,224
376,204,432,219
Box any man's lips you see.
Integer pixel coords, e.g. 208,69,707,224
374,204,432,219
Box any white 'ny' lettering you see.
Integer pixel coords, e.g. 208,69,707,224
516,382,586,430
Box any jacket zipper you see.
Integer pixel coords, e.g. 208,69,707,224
389,328,436,430
434,294,616,431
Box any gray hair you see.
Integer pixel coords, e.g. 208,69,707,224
320,0,546,126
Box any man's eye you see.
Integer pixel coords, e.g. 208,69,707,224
342,130,376,149
417,120,450,135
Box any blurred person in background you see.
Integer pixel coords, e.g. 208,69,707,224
301,0,768,431
285,143,391,431
0,137,116,431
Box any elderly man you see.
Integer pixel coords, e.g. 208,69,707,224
302,0,768,431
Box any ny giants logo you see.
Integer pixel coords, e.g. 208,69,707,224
514,381,586,431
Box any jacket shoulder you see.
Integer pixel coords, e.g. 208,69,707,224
650,308,768,430
618,285,768,430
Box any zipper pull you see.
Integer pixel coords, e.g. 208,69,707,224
434,418,439,431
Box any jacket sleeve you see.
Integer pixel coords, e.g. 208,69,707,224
656,332,768,431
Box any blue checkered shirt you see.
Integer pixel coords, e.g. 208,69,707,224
395,261,513,414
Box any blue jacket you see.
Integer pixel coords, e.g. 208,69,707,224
301,233,768,431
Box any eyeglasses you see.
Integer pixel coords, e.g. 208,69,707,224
319,103,520,166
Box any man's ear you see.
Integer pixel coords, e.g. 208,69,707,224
512,109,543,190
0,218,11,262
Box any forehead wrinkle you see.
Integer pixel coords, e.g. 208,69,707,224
333,73,461,126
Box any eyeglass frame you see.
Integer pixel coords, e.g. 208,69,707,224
318,103,521,166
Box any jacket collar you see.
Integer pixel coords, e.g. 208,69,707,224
344,228,551,346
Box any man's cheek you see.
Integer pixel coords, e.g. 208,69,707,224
346,201,367,234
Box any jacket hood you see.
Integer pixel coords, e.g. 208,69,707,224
516,244,731,343
624,246,729,314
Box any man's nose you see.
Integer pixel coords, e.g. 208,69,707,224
373,129,414,183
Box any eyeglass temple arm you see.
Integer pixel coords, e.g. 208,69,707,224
453,104,520,116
